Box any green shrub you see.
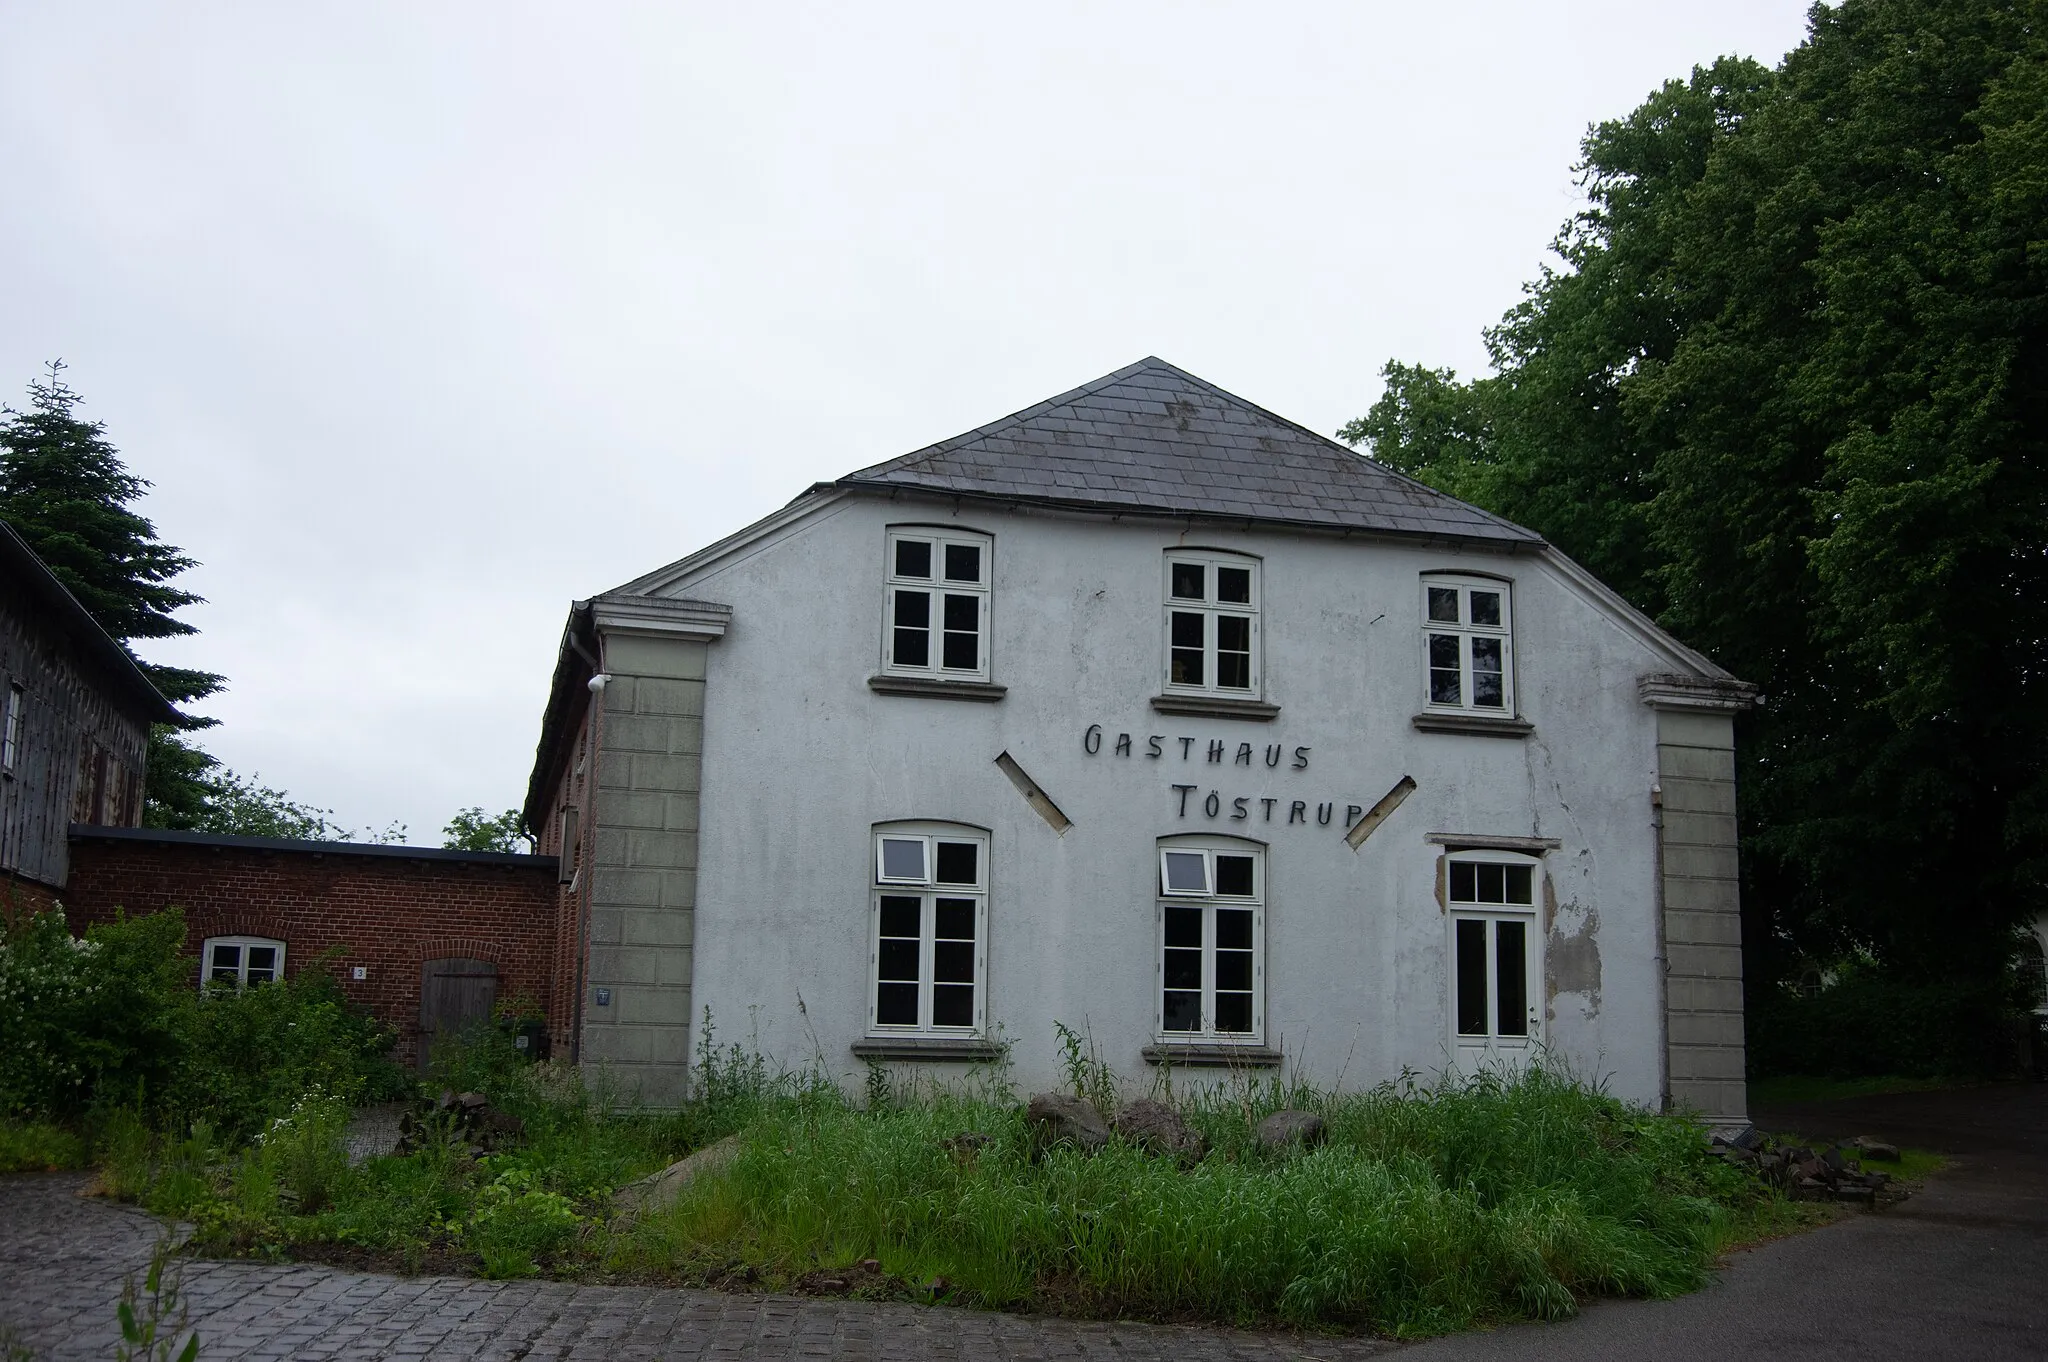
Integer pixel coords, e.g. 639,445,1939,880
0,1119,88,1172
1749,965,2038,1078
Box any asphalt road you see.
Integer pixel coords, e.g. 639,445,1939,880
1406,1083,2048,1361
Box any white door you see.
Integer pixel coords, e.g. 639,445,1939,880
1451,911,1541,1075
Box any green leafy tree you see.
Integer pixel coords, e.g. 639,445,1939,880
443,807,530,854
0,362,226,818
1347,0,2048,1000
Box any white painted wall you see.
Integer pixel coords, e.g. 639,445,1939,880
653,494,1683,1100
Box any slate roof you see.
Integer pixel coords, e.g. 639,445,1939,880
829,357,1541,546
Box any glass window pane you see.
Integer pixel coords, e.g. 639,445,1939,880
211,943,241,970
1170,562,1205,600
893,627,929,668
1215,907,1254,950
1471,637,1504,708
878,894,921,937
1470,591,1502,627
1216,566,1251,604
1427,586,1460,622
943,593,978,631
1216,651,1250,690
934,939,974,984
942,630,979,670
1163,990,1202,1031
934,896,976,938
1504,865,1533,906
1429,634,1462,705
1164,949,1202,990
1163,904,1203,948
1496,920,1528,1036
877,937,920,982
1216,616,1251,689
932,983,974,1027
877,981,918,1026
943,543,981,583
934,844,978,887
1455,919,1488,1035
1215,949,1252,992
1216,615,1250,651
1478,863,1506,903
1215,855,1255,897
894,539,932,579
880,839,926,882
894,590,930,627
1171,649,1205,686
1171,611,1205,648
1214,991,1253,1033
1162,852,1209,895
1449,862,1477,903
245,947,278,982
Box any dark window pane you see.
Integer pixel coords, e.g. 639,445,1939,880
942,631,978,670
1429,633,1461,668
1472,670,1504,708
1171,562,1205,600
1478,863,1506,904
1216,566,1251,604
1470,591,1502,627
894,628,929,668
1216,907,1253,950
1504,865,1533,905
1496,920,1528,1036
1216,949,1252,992
943,543,981,583
877,981,918,1026
1164,948,1203,990
894,590,930,627
1217,653,1250,689
209,966,239,983
1171,650,1204,686
934,896,975,938
245,947,278,982
934,940,974,984
878,894,921,936
1427,586,1460,623
880,840,926,882
932,983,974,1027
1171,611,1205,647
1449,862,1477,903
934,844,977,887
1163,990,1202,1031
943,593,978,631
1163,852,1208,895
1216,616,1251,689
1471,638,1504,708
1430,669,1462,705
211,944,241,970
878,937,920,982
1215,856,1254,897
894,539,932,579
1217,615,1250,651
1456,919,1488,1035
1214,991,1252,1033
1164,905,1202,948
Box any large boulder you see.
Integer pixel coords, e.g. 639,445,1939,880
1025,1092,1110,1152
612,1134,743,1218
1112,1098,1206,1161
1255,1109,1327,1151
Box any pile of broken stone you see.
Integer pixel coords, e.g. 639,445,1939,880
1713,1128,1906,1205
396,1089,526,1159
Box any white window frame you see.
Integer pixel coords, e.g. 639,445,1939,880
1445,851,1541,1048
1162,550,1261,699
1421,574,1515,716
881,527,992,683
868,821,989,1037
201,935,286,990
1155,836,1265,1045
1,681,22,771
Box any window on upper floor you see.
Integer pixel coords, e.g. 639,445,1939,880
1157,836,1264,1043
1163,551,1261,699
870,822,988,1036
203,936,285,991
1,682,22,771
1422,575,1514,715
882,528,992,683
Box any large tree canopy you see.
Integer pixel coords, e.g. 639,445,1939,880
1346,0,2048,991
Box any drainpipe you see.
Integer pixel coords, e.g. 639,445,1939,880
1650,782,1671,1112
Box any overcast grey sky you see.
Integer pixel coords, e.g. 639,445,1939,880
0,2,1811,843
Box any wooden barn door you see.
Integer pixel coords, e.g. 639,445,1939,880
418,957,499,1070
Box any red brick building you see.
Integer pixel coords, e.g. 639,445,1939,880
65,826,561,1067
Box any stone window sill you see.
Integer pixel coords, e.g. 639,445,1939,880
1411,712,1534,739
867,675,1008,703
1141,1043,1284,1068
1149,695,1281,722
851,1037,1006,1062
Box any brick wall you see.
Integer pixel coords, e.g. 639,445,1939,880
64,830,560,1067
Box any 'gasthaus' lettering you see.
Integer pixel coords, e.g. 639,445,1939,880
1087,724,1364,833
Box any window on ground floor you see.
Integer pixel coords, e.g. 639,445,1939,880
1157,835,1264,1043
1447,853,1539,1047
870,822,988,1035
202,935,285,990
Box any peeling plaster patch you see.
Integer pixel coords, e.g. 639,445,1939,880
1546,895,1602,1021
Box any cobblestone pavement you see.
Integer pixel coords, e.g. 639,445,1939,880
0,1174,1387,1362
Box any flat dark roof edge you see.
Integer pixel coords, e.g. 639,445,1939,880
69,823,559,869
